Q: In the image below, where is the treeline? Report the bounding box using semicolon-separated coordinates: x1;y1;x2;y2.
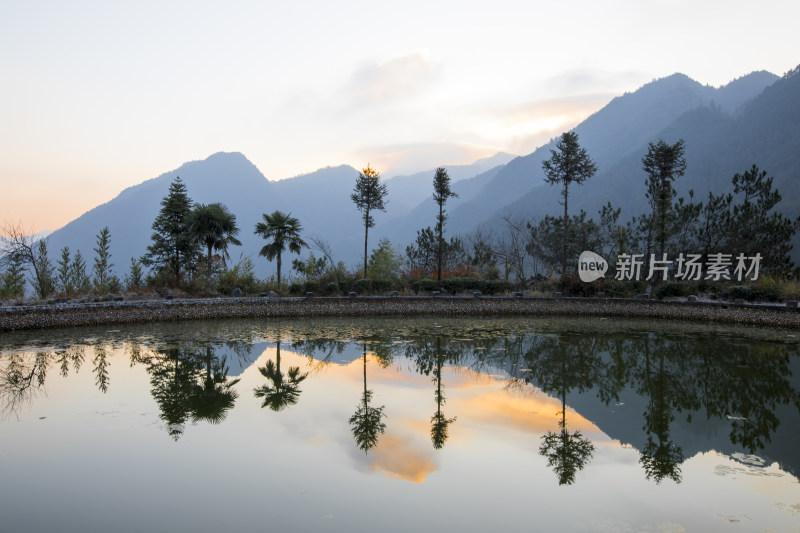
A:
1;134;798;301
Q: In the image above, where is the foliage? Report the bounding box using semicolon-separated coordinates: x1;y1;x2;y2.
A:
0;222;56;299
291;252;327;281
368;238;403;281
642;139;687;257
190;202;241;293
30;240;56;299
406;227;467;277
351;164;388;277
143;177;199;286
70;250;91;295
125;257;144;292
93;227;120;294
57;247;74;296
411;277;512;295
432;167;458;281
217;255;262;296
0;252;26;299
254;210;306;289
542;131;598;275
728;164;799;274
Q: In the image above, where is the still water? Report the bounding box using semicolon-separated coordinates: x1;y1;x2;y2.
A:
1;317;799;532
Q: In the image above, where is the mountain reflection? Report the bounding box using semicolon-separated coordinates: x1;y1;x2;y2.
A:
1;317;799;483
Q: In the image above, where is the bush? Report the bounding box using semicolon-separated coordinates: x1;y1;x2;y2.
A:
325;282;339;295
217;257;262;295
412;279;439;293
353;279;373;294
288;282;304;296
728;285;754;301
412;277;513;295
655;282;695;300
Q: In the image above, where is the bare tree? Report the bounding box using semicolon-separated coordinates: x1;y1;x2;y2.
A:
491;216;533;285
1;221;55;298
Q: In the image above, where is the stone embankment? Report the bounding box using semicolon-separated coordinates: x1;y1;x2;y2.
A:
1;295;799;332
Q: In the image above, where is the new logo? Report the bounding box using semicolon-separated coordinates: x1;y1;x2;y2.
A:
578;251;608;282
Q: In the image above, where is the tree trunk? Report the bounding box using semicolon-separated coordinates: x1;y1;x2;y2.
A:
437;203;443;281
277;252;282;289
363;206;370;278
562;181;569;276
206;243;212;293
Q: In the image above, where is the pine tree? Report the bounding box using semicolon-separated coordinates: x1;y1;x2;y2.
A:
93;227;114;293
70;250;91;295
542;131;597;275
0;252;26;299
433;167;458;281
57;246;74;296
728;164;800;273
125;257;144;292
642;139;686;257
351;165;388;278
143;177;199;286
30;240;55;299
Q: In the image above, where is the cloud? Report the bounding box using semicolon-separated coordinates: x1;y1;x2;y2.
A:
345;50;441;105
541;68;650;97
349;142;500;177
366;434;438;483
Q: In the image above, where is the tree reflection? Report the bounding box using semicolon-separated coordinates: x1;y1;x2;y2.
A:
635;336;684;484
253;339;307;412
192;345;240;424
149;347;200;440
532;336;597;485
350;345;386;453
430;337;456;449
93;344;110;393
0;352;49;418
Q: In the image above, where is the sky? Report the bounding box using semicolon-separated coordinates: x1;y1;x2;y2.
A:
1;0;799;232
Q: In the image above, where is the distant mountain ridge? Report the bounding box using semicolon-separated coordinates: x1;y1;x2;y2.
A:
41;65;799;279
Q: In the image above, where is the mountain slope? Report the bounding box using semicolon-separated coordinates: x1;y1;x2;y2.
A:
494;67;799;261
45;152;284;278
446;71;779;237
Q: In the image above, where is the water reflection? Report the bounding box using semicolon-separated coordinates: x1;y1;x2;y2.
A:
350;345;387;453
410;336;457;449
129;341;241;439
1;317;799;484
254;338;308;412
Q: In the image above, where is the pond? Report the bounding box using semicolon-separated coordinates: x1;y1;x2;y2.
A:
1;317;799;532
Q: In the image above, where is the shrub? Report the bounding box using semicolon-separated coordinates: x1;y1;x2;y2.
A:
655;282;695;300
353;279;373;294
325;282;340;295
304;280;321;294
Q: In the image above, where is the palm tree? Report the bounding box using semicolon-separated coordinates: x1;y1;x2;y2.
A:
254;211;307;289
189;203;241;292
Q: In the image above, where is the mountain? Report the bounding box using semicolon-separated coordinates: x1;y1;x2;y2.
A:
41;66;796;281
45;152;283;278
491;67;800;259
43;152;513;278
377;163;508;247
445;70;780;237
383;152;516;216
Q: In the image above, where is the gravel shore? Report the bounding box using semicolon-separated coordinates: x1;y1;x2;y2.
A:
1;295;799;332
